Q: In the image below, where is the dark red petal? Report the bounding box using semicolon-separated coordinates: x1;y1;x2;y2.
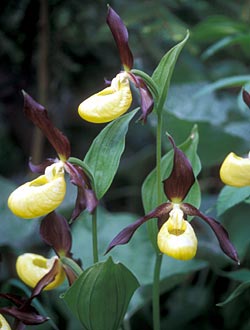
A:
106;6;133;70
129;73;154;123
0;293;24;307
182;203;239;263
0;307;48;325
28;158;54;173
22;91;71;160
106;203;172;253
243;89;250;108
40;211;72;257
65;162;98;220
163;135;195;202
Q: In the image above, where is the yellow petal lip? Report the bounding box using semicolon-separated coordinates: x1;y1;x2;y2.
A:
0;314;11;330
8;161;66;219
220;152;250;187
16;253;65;291
78;72;132;123
157;206;197;260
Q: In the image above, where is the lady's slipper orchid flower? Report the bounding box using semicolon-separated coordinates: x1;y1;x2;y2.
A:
220;152;250;187
8;92;98;220
78;6;153;124
16;253;65;290
0;314;11;330
107;136;239;263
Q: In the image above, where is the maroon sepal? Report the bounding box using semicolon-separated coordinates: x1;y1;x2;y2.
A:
243;89;250;108
106;6;133;70
64;162;98;220
163;135;195;202
129;73;154;123
22;91;71;160
0;260;61;327
182;203;239;264
40;212;72;257
106;203;172;253
28;158;54;174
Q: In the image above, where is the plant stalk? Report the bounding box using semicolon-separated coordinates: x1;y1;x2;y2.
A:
152;111;163;330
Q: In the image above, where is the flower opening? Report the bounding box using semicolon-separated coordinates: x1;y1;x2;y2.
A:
157;204;197;260
16;253;65;290
78;72;132;123
220;152;250;187
8;161;66;219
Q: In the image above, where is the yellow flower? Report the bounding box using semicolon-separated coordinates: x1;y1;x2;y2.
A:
8;161;66;219
220;152;250;187
157;204;197;260
78;72;132;123
16;253;65;290
0;314;11;330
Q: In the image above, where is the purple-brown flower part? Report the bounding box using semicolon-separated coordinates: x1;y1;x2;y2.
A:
163;135;195;202
129;73;154;123
0;260;61;327
40;211;72;257
28;158;54;174
243;89;250;108
106;203;172;253
181;203;239;263
64;162;98;220
22;91;71;161
106;6;134;71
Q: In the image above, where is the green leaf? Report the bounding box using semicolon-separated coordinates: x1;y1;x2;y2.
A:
216;280;250;307
194;75;250;97
141;125;201;249
84;109;138;199
62;257;139;330
217;185;250;216
152;31;189;113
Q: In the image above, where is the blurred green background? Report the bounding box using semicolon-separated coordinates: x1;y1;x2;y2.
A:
1;0;250;329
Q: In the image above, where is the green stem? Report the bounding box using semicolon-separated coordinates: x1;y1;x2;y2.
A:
152;111;163;330
60;257;83;277
92;208;99;263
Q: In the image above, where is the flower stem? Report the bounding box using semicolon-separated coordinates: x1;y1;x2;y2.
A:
92;208;99;263
152;112;163;330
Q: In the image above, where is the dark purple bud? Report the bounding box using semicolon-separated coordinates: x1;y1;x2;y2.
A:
129;73;154;123
106;203;172;253
243;89;250;108
106;6;133;70
163;135;195;202
40;212;72;257
22;91;71;160
182;203;239;264
64;162;98;220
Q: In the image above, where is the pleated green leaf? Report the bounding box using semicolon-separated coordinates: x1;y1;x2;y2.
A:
84;109;138;199
62;257;139;330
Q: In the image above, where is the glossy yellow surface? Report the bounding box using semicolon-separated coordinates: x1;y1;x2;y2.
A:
16;253;65;290
8;161;66;219
78;72;132;123
0;314;11;330
220;152;250;187
157;205;197;260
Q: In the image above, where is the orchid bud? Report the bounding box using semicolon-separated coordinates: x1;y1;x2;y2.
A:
8;161;66;219
16;253;65;290
0;314;11;330
157;205;197;260
78;72;132;123
220;152;250;187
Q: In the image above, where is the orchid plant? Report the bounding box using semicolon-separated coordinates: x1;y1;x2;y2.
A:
1;5;244;330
